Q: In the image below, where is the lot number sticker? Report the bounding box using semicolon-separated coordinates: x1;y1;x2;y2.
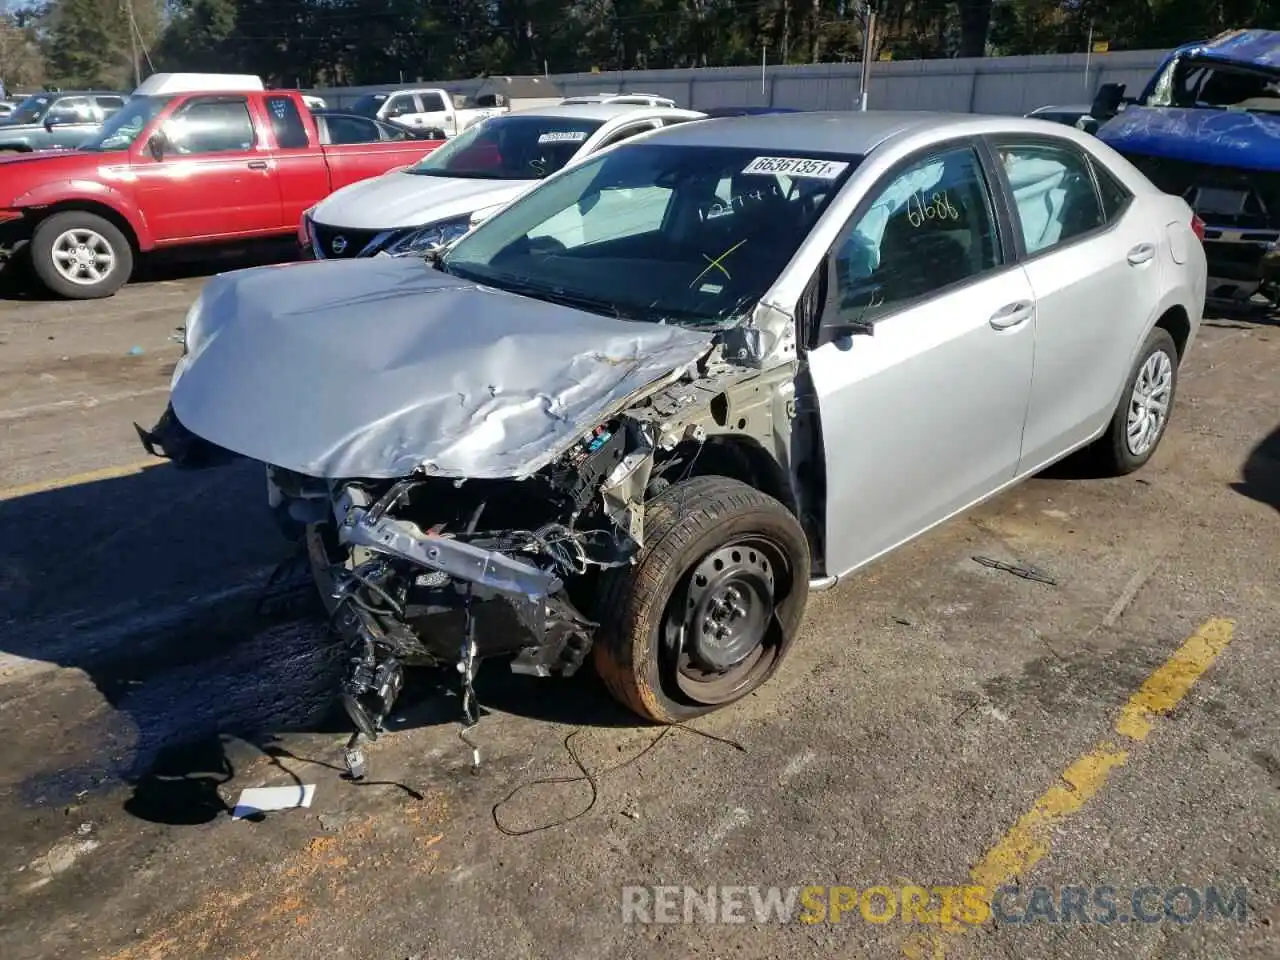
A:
538;131;589;144
741;156;849;179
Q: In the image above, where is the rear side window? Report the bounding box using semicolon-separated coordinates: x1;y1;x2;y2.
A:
1090;157;1132;222
265;95;309;149
995;141;1105;255
419;91;448;112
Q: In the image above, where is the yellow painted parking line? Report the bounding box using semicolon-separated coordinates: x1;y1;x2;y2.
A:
902;618;1236;959
0;458;164;502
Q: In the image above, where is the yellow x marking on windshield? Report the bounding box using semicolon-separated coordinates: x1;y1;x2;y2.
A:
690;238;747;288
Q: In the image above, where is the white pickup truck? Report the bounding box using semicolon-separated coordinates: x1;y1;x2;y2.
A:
348;87;504;137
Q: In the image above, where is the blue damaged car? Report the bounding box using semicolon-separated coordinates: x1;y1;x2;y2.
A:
1093;29;1280;307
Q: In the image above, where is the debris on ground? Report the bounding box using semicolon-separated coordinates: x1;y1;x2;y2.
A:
971;554;1057;585
231;784;316;820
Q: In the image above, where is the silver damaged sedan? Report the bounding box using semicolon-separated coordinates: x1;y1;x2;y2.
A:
137;110;1208;749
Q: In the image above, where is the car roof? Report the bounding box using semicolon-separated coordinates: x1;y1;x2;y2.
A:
644;110;1109;156
643;110;970;154
505;103;698;122
1172;28;1280;70
20;90;124;98
1029;104;1092;114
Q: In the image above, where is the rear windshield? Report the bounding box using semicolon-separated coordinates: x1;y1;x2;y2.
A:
404;114;605;181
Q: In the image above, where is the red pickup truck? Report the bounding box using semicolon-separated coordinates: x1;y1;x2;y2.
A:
0;74;443;299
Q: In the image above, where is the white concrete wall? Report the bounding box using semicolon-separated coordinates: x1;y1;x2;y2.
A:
309;49;1168;116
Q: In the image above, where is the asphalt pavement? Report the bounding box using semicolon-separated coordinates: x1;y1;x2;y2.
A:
0;257;1276;960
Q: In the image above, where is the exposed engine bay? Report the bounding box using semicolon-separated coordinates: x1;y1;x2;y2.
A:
140;339;815;777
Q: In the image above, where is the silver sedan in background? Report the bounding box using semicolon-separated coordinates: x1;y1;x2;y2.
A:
137;110;1207;748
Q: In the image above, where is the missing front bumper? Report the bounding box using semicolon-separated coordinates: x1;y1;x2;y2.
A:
331;486;597;678
135;403;239;469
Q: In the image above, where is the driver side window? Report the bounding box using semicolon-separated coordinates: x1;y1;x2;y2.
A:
832;145;1000;324
47;97;92;124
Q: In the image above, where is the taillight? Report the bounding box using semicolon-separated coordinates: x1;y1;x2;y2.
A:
1191;214;1206;242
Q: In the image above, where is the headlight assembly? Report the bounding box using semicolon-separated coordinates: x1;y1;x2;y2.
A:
381;216;473;257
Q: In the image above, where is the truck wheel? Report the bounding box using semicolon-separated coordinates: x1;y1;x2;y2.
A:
1092;327;1179;475
30;211;133;299
593;475;811;723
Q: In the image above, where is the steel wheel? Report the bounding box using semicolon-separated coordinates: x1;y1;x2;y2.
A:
1126;347;1174;457
661;535;787;705
50;227;116;286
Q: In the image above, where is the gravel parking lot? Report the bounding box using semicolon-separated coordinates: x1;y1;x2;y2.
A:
0;262;1277;960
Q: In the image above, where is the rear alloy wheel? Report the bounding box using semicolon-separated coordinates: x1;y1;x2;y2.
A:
1094;327;1179;475
594;475;810;723
30;211;133;299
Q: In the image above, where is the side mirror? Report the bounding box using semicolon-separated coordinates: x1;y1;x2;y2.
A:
823;278;883;339
147;132;166;161
1090;82;1126;121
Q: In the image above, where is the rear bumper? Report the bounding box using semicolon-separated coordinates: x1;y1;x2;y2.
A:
1201;227;1280;303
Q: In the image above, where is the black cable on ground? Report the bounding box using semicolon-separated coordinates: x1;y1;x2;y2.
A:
492;724;747;836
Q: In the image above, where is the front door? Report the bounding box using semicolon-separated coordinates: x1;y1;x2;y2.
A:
807;142;1037;577
987;136;1165;471
133;95;280;243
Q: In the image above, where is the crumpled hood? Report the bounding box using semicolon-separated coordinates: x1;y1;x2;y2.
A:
312;171;534;231
171;257;714;480
1098;106;1280;172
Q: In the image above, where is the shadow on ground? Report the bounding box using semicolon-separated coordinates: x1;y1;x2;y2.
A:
0;460;639;828
1233;422;1280;512
0;239;299;301
1201;298;1280;330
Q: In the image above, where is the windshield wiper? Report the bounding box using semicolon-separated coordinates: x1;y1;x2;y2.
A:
463;272;629;319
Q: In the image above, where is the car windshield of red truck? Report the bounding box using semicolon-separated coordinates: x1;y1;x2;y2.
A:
404;114;606;181
80;96;173;151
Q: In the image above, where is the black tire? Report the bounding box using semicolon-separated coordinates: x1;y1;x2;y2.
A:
593;475;811;723
1093;327;1180;475
30;211;133;299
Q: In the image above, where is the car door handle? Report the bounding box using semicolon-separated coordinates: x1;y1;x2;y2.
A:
247;160;270;170
989;300;1034;330
1127;242;1156;265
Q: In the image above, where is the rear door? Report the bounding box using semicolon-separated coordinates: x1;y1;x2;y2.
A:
808;141;1037;576
411;90;455;134
133;94;280;241
985;134;1162;472
261;93;329;230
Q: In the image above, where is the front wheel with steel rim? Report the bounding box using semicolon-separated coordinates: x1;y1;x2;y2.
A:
594;475;811;723
30;211;134;299
1094;326;1180;475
